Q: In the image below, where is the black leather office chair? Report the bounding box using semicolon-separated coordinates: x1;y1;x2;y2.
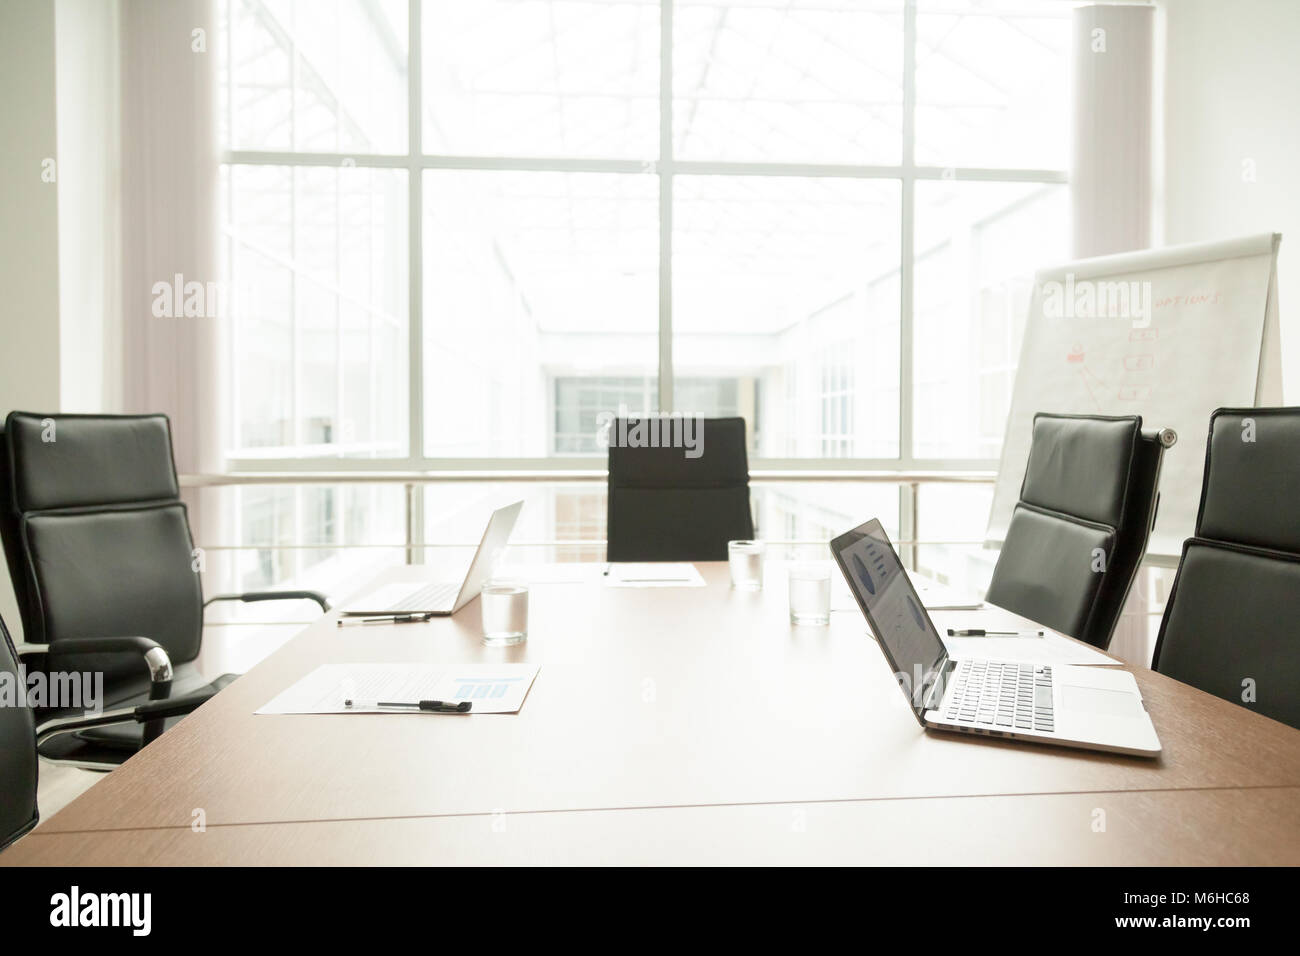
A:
0;412;329;769
606;416;755;562
985;413;1172;650
0;611;38;850
1152;407;1300;730
0;609;211;852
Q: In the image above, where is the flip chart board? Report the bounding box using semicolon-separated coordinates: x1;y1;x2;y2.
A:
988;233;1283;559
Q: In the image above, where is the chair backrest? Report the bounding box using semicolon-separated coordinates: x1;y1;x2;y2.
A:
0;612;38;851
0;413;203;685
985;413;1167;649
606;416;755;562
1153;407;1300;729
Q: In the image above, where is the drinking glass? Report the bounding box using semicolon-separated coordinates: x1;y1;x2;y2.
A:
788;564;832;626
481;580;528;645
728;540;765;591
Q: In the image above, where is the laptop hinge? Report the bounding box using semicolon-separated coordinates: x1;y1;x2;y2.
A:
922;656;957;713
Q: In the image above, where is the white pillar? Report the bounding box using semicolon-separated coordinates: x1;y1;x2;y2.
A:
1070;4;1157;259
1071;5;1159;664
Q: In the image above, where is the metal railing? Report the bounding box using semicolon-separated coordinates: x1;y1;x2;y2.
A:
181;470;1174;668
181;468;998;569
179;469;997;486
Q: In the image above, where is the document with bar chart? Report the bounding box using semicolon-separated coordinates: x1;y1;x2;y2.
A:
257;662;541;715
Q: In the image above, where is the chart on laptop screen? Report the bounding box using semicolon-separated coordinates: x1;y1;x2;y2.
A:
838;529;946;680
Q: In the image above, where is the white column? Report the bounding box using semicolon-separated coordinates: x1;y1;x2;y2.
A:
1070;4;1157;259
1071;5;1159;664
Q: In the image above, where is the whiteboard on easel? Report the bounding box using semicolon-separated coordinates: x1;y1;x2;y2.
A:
988;233;1283;559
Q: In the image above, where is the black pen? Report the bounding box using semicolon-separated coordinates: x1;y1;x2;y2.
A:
343;699;472;713
337;613;434;627
946;628;1045;638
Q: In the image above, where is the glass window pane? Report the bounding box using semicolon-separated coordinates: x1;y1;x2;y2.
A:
554;376;659;454
912;180;1069;459
225;484;406;596
223;0;408;153
218;0;1076;478
916;481;996;592
915;0;1070;169
423;170;659;456
755;482;901;555
423;0;660;159
422;482;607;566
226;165;409;458
673;175;901;458
674;0;903;163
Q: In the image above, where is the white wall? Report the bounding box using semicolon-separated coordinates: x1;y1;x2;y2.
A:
0;0;61;417
1161;0;1300;401
0;0;61;641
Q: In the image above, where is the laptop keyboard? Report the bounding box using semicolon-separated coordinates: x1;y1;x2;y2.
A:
386;582;458;612
944;661;1055;734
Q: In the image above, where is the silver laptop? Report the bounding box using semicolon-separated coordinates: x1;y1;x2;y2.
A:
830;518;1161;758
341;501;523;617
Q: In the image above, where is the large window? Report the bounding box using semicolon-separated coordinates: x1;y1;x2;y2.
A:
216;0;1071;598
221;0;1070;470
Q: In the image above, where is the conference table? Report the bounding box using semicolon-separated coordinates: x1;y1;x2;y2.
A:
5;561;1300;865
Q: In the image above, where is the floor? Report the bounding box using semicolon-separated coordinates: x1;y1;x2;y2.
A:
36;765;103;819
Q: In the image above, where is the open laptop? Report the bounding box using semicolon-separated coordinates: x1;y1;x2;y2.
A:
341;501;523;617
830;518;1161;758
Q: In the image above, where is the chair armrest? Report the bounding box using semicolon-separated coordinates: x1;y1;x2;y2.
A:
1143;427;1178;448
204;589;331;612
44;636;174;686
131;691;214;723
41;637;174;744
34;692;211;749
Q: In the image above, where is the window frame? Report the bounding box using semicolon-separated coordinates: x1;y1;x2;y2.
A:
222;0;1068;477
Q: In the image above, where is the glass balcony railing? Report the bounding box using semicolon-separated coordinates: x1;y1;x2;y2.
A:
186;471;1174;671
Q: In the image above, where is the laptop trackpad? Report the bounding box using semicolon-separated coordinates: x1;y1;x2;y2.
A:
1061;684;1144;719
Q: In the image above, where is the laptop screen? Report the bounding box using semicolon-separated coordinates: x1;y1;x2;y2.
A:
829;518;948;723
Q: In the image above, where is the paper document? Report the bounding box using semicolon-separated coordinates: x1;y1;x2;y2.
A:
256;662;541;715
604;562;706;588
942;633;1117;667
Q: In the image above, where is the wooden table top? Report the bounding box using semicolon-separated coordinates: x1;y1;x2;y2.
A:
9;561;1300;864
7;786;1299;866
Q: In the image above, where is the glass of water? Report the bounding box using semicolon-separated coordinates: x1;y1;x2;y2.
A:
481;580;528;646
728;540;765;591
788;564;832;626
